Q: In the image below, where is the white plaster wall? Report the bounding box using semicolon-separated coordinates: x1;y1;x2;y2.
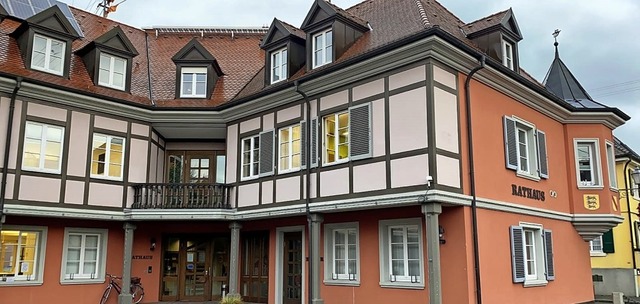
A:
238;183;259;207
94;115;127;133
226;124;238;183
437;155;460;188
320;168;349;197
433;65;457;89
157;148;165;183
67;112;90;177
372;99;386;158
88;183;123;207
276;176;300;202
8;100;22;170
353;78;384;101
131;123;150;137
353;161;386;193
262;180;273;204
391;154;429;188
27;102;67;122
434;87;459;154
320;90;348;111
277;105;301;123
148;144;158;183
240;117;261;134
128;138;148;183
64;180;85;205
389;65;426;91
263;113;275;130
0;97;9;168
2;173;14;199
18;176;60;203
152;132;158;142
389;87;428;154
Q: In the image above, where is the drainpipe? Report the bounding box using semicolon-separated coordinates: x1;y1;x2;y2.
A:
294;80;318;304
464;56;485;304
0;77;22;232
623;159;638;296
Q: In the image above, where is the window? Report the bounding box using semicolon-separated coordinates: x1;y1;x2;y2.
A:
22;122;64;173
31;34;65;75
323;112;349;165
241;135;260;180
590;235;604;256
180;67;207;98
379;218;424;288
270;48;287;84
510;224;554;286
312;29;332;68
606;141;617;189
0;226;47;285
502;39;514;70
574;140;602;187
632;168;640;200
278;125;301;173
504;116;548;179
91;134;125;180
98;53;127;90
324;223;359;285
61;228;108;283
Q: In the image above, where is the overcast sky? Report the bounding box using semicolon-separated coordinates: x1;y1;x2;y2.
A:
64;0;640;153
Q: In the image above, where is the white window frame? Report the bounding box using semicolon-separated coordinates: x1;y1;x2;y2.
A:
270;47;288;84
519;222;548;287
513;118;539;180
278;124;301;174
324;222;360;286
22;121;64;174
502;38;514;70
574;139;603;189
240;135;260;180
60;228;108;284
0;225;47;286
378;218;424;289
605;141;617;189
312;29;332;68
590;235;606;257
632;167;640;201
90;134;125;181
98;53;127;90
323;111;349;166
180;67;207;98
31;34;65;75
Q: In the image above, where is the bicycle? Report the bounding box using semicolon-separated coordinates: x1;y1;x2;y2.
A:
99;274;144;304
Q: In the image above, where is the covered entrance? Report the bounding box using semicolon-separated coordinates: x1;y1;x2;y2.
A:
161;236;230;302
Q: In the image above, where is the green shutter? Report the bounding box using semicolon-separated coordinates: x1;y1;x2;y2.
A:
602;229;615;253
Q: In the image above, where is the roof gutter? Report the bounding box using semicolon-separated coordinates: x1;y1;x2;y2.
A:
0;76;22;232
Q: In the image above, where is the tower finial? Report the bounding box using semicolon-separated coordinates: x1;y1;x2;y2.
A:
552;29;561;58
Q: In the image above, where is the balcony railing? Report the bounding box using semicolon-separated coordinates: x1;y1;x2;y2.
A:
131;183;232;209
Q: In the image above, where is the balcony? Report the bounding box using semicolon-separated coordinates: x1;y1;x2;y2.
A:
131;183;232;209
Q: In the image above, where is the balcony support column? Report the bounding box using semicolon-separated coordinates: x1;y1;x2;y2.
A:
422;203;442;304
118;222;136;304
228;222;242;296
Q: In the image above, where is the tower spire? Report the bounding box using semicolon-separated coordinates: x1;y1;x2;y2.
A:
552;29;561;59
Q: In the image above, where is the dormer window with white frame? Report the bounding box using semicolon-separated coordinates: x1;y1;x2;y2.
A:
312;29;332;68
180;67;207;98
98;53;127;91
271;48;288;84
502;39;514;70
31;34;65;76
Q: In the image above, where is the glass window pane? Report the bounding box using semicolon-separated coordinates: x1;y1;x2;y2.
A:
26;123;43;139
83;261;97;274
391;228;404;243
67;248;81;260
391;260;404;276
391;244;404;259
66;261;80;274
195;81;206;95
46;127;63;142
114;58;126;73
99;54;110;69
108;164;122;177
408;260;420;276
68;235;82;247
407;227;419;243
85;235;99;247
49;56;62;73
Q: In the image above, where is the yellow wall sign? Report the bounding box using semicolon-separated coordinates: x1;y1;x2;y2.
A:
584;194;600;210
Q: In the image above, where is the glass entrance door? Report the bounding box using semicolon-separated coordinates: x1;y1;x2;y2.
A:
211;237;230;300
181;239;211;301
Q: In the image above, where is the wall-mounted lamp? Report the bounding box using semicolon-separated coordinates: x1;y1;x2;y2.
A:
439;225;446;244
150;238;156;251
631;169;640;185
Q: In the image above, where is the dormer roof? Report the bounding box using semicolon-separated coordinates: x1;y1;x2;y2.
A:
77;25;138;57
300;0;369;32
465;8;522;41
260;18;305;49
172;38;223;76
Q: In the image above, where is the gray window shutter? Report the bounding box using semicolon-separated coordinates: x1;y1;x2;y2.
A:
349;103;372;161
301;121;307;169
537;130;549;179
259;130;274;176
510;226;525;283
544;229;555;281
504;116;518;170
310;117;318;168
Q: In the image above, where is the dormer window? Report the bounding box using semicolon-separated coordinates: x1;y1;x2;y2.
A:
180;67;207;98
312;29;332;68
31;34;65;75
502;39;514;70
98;53;127;91
270;48;288;84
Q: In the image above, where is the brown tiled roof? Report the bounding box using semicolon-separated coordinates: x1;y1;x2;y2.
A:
324;0;369;29
464;9;509;35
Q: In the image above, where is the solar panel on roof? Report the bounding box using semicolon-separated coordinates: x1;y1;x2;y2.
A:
0;0;84;37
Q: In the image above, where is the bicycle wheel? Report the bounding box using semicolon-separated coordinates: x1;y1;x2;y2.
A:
99;285;112;304
131;284;144;304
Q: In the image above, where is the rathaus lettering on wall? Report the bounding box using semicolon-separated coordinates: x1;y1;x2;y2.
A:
511;184;545;202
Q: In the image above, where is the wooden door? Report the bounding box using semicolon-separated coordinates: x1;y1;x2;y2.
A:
282;232;302;304
241;233;269;303
180;239;211;301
